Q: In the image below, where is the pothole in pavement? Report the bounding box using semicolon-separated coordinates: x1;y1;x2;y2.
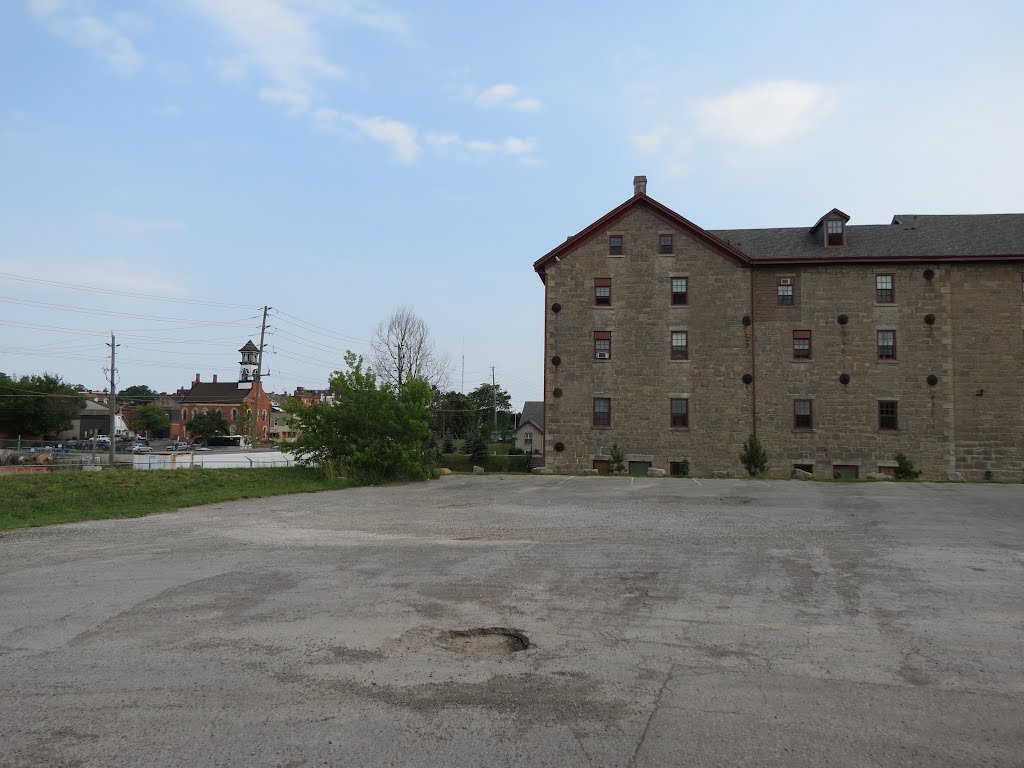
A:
439;627;530;656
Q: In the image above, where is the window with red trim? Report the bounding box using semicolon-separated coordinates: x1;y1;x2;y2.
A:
878;400;898;430
877;330;896;360
826;219;844;246
671;277;688;305
670;398;689;428
594;331;611;360
594;278;611;305
593;398;611;427
794;399;813;430
608;235;623;255
876;274;894;303
793;330;811;359
777;278;795;305
670;331;688;360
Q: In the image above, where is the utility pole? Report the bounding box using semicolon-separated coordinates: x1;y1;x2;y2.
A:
253;306;270;447
491;366;497;431
107;333;118;467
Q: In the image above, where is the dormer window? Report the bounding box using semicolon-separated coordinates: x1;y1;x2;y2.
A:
826;219;844;246
811;208;850;248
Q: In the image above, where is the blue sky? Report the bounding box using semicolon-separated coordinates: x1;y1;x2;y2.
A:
2;0;1023;408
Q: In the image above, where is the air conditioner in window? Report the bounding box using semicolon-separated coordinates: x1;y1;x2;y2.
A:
596;351;610;360
779;278;792;285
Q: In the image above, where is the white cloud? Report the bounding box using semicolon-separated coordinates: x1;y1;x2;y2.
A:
502;136;536;156
302;0;409;37
630;123;693;177
475;84;542;112
259;87;311;115
190;0;344;113
466;140;497;154
695;80;838;146
29;0;143;75
425;132;460;147
425;132;537;160
315;108;419;162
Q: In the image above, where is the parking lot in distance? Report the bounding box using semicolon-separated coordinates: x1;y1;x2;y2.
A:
1;475;1022;767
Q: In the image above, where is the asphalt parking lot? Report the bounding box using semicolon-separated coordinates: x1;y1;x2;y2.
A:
1;476;1022;767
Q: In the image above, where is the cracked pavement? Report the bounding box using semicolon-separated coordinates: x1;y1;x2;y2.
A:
1;475;1022;767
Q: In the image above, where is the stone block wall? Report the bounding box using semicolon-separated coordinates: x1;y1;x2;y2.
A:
542;209;1024;480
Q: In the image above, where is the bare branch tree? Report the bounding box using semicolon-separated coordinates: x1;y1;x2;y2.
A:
371;306;451;390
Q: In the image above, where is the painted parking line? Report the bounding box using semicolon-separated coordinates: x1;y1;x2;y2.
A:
559;475;575;484
691;478;703;486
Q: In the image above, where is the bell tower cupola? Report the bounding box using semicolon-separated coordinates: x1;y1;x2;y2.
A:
238;340;259;389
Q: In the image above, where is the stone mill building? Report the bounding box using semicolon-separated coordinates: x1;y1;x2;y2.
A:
534;176;1024;480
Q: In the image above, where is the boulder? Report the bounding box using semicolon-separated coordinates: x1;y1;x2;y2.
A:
647;468;667;477
866;472;892;481
437;467;452;476
712;470;734;479
947;471;966;482
793;469;813;480
530;466;551;475
580;469;598;476
472;465;485;474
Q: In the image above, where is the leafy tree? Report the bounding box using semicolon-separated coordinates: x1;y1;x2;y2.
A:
118;385;159;405
463;432;489;463
467;382;512;432
429;390;477;438
130;403;170;438
371;306;451;389
187;411;229;445
286;352;434;484
740;434;768;477
0;373;85;437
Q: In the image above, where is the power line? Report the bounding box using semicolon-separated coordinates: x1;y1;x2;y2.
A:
0;295;263;324
0;271;259;309
272;309;371;345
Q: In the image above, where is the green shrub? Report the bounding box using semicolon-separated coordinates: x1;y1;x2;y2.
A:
672;459;690;477
740;434;768;477
894;453;921;480
609;444;626;474
984;469;994;482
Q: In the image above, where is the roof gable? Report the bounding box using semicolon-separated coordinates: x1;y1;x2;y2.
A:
810;208;850;233
533;194;751;280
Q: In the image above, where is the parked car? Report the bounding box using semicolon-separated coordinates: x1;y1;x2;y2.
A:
131;443;152;454
168;441;192;452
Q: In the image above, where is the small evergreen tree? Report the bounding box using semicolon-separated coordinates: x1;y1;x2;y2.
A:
894;453;921;480
442;435;454;453
740;434;768;477
609;443;626;474
464;432;488;463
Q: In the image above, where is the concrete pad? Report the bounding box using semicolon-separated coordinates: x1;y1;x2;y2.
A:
1;477;1022;767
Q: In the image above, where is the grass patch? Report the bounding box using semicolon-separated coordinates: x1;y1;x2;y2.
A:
0;467;353;531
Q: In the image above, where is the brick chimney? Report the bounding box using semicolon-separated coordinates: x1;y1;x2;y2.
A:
195;373;200;383
633;175;647;196
213;374;218;383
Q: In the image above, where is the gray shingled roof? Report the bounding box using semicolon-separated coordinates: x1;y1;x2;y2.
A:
519;401;544;431
180;382;248;404
708;214;1024;261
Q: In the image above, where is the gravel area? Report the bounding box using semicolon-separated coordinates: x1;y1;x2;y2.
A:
1;475;1022;767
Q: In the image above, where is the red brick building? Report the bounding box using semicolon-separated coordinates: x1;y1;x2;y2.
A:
170;342;273;443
